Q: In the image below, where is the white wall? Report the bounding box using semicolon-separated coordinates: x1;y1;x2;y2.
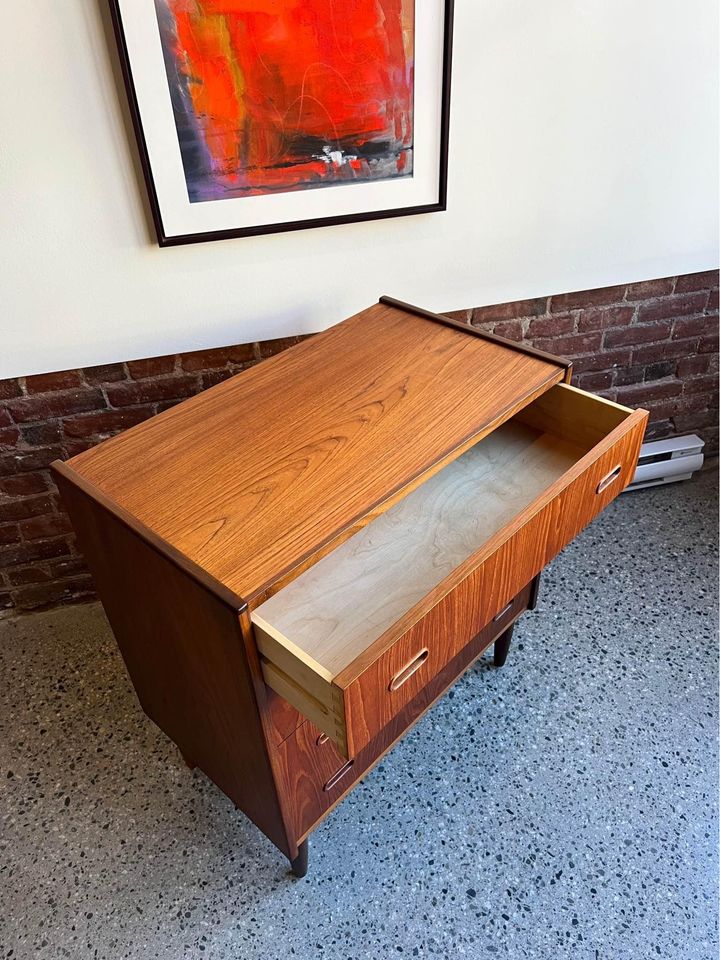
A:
2;0;718;379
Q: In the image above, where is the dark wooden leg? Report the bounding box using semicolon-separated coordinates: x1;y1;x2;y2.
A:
494;624;514;668
528;572;541;610
289;839;309;878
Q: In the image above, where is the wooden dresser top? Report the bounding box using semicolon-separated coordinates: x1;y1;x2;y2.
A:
64;300;568;603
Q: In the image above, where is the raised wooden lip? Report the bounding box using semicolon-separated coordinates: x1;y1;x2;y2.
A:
331;398;648;689
51;460;248;614
379;295;574;382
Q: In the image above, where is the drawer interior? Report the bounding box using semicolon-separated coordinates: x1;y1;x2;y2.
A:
252;383;633;687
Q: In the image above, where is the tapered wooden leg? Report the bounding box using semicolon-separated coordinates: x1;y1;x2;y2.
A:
528;572;541;611
493;624;514;668
289;840;309;878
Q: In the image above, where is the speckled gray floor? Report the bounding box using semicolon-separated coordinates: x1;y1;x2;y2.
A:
1;470;717;960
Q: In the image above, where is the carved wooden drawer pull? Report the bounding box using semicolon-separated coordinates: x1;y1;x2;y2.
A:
323;759;355;792
596;464;622;494
388;648;429;692
316;733;329;746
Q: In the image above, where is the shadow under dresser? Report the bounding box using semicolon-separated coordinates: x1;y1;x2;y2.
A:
52;297;648;876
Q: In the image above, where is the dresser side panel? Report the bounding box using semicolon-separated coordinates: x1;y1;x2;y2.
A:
55;470;291;858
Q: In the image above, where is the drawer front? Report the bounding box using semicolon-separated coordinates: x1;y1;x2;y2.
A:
264;688;305;745
341;584;526;754
257;580;526;758
273;720;357;845
339;412;646;756
273;587;532;844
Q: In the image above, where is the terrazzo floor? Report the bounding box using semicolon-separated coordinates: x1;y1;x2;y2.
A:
1;469;717;960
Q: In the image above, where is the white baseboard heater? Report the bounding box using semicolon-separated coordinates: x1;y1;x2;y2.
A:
623;434;705;492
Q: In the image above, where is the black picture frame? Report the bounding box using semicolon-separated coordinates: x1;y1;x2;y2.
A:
108;0;454;247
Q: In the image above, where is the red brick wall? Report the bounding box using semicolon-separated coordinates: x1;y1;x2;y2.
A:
1;271;717;615
445;271;718;448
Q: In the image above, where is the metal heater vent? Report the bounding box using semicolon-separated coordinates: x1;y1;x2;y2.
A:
623;434;705;492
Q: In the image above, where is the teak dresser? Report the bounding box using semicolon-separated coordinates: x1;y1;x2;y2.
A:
53;298;648;877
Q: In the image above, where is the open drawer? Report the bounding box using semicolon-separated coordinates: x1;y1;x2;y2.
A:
252;384;647;758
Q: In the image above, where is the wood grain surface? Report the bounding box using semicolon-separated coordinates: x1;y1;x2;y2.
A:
53;300;648;866
264;688;305;745
341;571;532;755
379;296;574;378
516;382;630;449
65;302;563;602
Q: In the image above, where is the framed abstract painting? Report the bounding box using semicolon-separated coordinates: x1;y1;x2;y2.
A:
109;0;454;245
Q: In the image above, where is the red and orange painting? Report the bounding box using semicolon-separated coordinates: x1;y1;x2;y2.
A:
154;0;415;203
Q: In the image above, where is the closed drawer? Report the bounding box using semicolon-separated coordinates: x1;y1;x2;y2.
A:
253;383;647;758
264;688;305;745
